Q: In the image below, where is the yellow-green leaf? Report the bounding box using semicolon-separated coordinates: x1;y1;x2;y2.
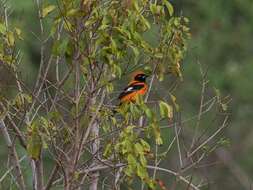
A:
106;82;114;93
66;9;79;17
42;5;56;18
23;94;32;103
163;0;174;16
150;3;157;15
170;94;180;111
27;123;42;160
144;108;153;120
137;164;148;179
140;139;150;152
152;123;163;145
14;27;23;40
127;154;137;167
103;142;112;158
0;23;6;34
221;103;228;111
155;136;163;145
140;15;151;30
134;143;143;154
7;31;15;46
140;154;147;166
159;101;173;119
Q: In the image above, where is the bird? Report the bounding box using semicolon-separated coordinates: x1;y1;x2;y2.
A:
118;71;149;104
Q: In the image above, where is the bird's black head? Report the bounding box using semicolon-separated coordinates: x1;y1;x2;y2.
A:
134;73;148;82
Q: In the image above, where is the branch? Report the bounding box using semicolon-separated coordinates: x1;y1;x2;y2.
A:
79;163;200;190
44;164;59;190
0;155;26;183
31;158;44;190
7;114;27;149
88;91;105;190
146;165;200;190
174;112;183;168
187;116;229;158
0;120;26;190
190;63;208;149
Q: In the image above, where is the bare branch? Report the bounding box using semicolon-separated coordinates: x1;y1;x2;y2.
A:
0;120;26;190
188;116;229;158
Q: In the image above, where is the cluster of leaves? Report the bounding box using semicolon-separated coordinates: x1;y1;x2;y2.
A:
0;0;191;189
0;14;22;66
38;0;191;188
27;116;58;160
102;97;175;188
116;125;154;187
45;0;190;82
104;124;154;187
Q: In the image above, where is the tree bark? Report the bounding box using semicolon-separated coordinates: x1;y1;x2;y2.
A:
89;118;100;190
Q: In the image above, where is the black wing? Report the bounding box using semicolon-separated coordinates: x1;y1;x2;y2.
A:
118;83;145;99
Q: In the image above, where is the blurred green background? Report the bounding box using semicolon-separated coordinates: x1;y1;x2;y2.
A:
0;0;253;189
178;0;253;189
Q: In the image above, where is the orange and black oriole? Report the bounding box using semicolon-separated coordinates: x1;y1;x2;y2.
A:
118;72;149;104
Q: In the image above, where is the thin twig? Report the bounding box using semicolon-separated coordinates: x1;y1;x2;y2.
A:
0;120;26;190
174;112;183;168
190;62;208;149
78;163;200;190
0;155;26;183
188;116;229;158
44;164;59;190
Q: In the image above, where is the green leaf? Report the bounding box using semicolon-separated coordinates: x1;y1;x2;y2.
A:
155;136;163;145
106;82;114;93
140;15;151;30
184;17;190;23
0;103;9;120
152;123;163;145
150;3;157;15
140;139;150;152
42;5;56;18
103;142;112;158
7;31;15;46
159;101;173;119
221;103;228;111
147;179;156;189
22;93;32;103
139;154;147;166
13;93;32;108
144;108;153;120
27;122;42;160
125;125;135;134
0;23;6;34
163;0;174;16
66;9;79;17
52;39;69;56
14;27;23;40
124;166;134;177
134;143;144;154
156;5;164;15
137;164;148;179
170;94;180;111
127;154;137;168
130;45;140;59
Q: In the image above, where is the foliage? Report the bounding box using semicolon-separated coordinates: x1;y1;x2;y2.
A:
0;0;232;190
